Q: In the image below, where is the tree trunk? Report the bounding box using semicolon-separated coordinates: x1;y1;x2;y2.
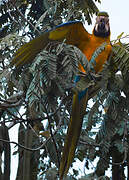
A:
112;147;125;180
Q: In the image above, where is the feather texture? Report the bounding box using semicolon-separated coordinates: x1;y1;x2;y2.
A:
59;88;88;179
10;16;112;179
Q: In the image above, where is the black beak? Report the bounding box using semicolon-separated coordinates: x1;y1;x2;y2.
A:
98;19;106;32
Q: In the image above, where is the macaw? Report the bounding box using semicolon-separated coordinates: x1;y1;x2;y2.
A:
11;11;112;179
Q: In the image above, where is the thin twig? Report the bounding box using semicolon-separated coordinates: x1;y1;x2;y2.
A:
79;140;100;147
14;5;41;34
111;35;129;43
6;2;19;24
0;137;49;151
0;114;62;152
29;124;39;138
35;81;61;168
44;104;60;168
0;99;23;108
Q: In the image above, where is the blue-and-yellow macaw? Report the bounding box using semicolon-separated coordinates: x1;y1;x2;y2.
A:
11;11;112;179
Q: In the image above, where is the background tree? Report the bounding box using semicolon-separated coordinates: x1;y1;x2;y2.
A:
0;0;129;180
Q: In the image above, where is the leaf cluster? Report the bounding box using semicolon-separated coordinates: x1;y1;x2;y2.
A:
1;1;129;180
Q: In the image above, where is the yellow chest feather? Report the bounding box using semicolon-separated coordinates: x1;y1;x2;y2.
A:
78;35;112;73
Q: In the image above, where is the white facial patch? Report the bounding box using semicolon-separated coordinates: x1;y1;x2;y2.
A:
95;16;110;32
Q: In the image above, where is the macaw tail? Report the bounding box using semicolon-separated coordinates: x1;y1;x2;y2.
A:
59;90;88;179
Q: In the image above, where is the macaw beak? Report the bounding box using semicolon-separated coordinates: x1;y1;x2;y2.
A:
93;16;110;37
98;19;106;32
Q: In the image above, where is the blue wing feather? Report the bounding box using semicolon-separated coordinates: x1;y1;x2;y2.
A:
55;21;81;28
74;75;88;102
46;21;82;33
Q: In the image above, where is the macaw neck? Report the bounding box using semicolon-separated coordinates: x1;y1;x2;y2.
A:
93;28;110;38
92;32;111;43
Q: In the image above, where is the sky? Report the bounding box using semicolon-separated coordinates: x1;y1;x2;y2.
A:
86;0;129;42
98;0;129;41
9;0;129;179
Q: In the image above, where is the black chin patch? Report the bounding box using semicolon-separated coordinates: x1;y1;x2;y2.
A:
93;28;110;38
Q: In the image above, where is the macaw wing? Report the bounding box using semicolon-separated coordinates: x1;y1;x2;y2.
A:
48;21;89;44
11;21;90;67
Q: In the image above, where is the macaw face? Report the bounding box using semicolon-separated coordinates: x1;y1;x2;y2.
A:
94;15;110;37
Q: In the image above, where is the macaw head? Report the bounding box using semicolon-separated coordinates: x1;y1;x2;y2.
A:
93;11;110;37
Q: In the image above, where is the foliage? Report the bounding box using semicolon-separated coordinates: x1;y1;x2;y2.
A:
0;0;129;180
